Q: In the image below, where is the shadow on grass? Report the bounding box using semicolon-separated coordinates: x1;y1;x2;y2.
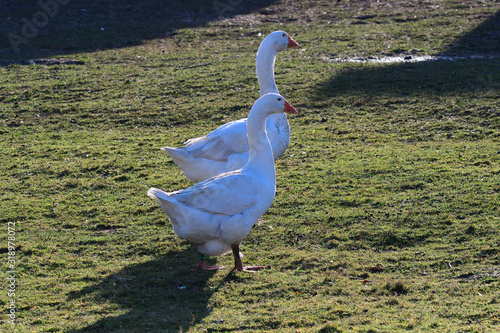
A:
318;11;499;98
66;249;237;332
0;0;277;62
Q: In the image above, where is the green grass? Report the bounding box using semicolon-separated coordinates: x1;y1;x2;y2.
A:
1;0;499;332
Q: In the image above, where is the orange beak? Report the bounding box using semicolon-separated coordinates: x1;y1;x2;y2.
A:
288;36;299;48
284;100;298;114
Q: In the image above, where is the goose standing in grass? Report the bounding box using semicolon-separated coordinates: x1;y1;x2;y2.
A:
162;31;299;182
148;93;298;271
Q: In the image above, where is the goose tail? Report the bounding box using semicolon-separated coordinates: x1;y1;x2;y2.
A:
147;187;171;202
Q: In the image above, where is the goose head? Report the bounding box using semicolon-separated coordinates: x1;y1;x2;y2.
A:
254;93;298;116
262;31;300;52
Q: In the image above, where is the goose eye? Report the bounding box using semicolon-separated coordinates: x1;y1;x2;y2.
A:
278;98;282;101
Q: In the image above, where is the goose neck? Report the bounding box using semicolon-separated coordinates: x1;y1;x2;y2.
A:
245;108;275;175
256;44;279;96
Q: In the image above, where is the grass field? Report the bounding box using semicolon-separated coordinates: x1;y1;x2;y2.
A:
1;0;499;332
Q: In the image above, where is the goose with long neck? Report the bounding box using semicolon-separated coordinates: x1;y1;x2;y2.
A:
148;93;298;272
162;31;299;183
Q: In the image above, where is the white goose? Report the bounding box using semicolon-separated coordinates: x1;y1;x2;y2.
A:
162;31;299;182
148;93;298;271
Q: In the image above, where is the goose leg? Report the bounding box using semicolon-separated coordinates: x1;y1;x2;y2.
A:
196;253;224;270
231;244;264;272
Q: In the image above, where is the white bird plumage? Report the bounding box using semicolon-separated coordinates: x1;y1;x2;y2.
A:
162;31;299;183
148;93;298;271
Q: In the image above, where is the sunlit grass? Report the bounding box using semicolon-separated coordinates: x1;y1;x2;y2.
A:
0;0;499;332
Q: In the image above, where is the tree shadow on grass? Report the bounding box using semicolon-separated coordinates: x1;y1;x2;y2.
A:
0;0;277;63
66;249;236;332
317;10;499;99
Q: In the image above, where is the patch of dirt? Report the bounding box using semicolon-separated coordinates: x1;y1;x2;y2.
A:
0;58;84;66
455;270;500;281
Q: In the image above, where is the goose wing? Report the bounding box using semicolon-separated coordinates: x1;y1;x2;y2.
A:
182;118;249;162
174;173;258;216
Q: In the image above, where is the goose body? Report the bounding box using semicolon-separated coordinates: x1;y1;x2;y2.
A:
148;93;298;271
162;31;299;182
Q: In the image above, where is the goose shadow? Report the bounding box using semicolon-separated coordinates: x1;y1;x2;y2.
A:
66;248;236;332
316;10;499;99
0;0;278;64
